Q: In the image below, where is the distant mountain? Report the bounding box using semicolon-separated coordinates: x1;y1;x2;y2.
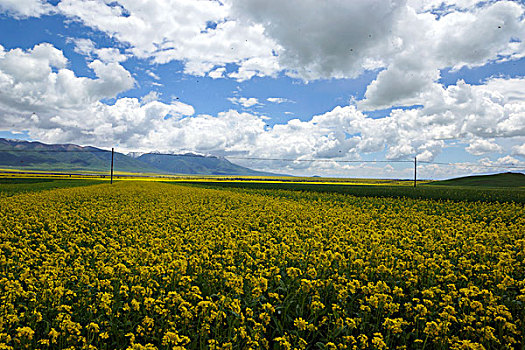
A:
0;138;278;176
427;172;525;187
0;138;161;173
136;152;277;176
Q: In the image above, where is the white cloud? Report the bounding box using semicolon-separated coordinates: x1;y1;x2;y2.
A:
495;155;521;166
6;0;519;105
227;55;280;81
3;0;523;94
86;60;134;99
72;38;96;57
229;0;405;81
360;1;525;109
2;46;523;176
512;143;525;158
208;67;226;79
0;29;524;177
57;0;279;80
267;97;293;104
140;91;160;104
423;78;525;139
0;0;52;18
72;38;128;63
95;48;128;63
0;43;147;145
0;43;124;114
466;139;503;156
228;97;260;108
31;98;195;148
479;155;523;168
218;76;525;166
230;0;525;93
147;70;160;80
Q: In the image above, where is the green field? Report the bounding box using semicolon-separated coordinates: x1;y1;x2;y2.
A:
2;172;524;203
0;177;105;197
173;181;525;203
428;172;525;188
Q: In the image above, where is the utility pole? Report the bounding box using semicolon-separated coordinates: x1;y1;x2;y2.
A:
414;156;417;188
110;147;114;184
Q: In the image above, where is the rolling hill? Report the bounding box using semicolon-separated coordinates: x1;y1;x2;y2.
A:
427;172;525;188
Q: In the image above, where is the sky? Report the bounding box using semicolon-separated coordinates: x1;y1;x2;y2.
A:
0;0;524;178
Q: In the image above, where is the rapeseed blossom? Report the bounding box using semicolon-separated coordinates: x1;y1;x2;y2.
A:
0;181;523;349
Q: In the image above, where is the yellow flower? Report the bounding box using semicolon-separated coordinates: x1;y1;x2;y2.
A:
371;333;387;350
274;335;291;350
1;180;523;349
311;300;325;311
424;321;441;337
48;328;60;344
286;267;302;279
294;318;309;331
87;322;100;333
16;327;34;340
131;299;141;311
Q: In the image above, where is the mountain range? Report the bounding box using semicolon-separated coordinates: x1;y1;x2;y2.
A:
0;138;276;176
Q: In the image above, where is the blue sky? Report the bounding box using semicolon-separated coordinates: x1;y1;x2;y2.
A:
0;0;524;178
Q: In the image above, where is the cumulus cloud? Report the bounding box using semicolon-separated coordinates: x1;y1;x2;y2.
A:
0;43;132;116
0;0;52;18
140;91;160;104
0;43;182;148
227;0;525;102
466;139;503;156
229;0;404;81
512;143;525;158
31;98;195;148
228;97;260;108
495;155;522;166
57;0;279;80
218;77;525;166
95;48;128;63
4;0;524;93
9;0;521;99
72;38;96;57
208;67;226;79
352;77;525;161
360;1;525;109
1;45;523;177
479;155;523;168
424;78;525;139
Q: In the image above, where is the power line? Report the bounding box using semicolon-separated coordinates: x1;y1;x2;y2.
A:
227;156;413;163
418;161;525;169
227;156;525;169
0;149;111;153
0;148;524;169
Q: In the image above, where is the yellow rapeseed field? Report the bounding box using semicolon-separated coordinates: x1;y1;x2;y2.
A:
0;182;524;349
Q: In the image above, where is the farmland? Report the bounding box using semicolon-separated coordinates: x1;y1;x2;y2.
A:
180;180;524;203
0;177;104;198
0;180;524;349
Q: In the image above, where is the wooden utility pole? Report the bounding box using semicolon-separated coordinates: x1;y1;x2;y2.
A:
414;156;417;188
110;147;114;184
